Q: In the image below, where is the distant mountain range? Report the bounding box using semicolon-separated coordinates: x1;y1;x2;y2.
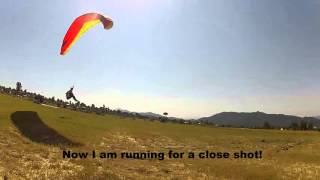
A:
139;112;163;118
199;111;320;128
138;112;183;120
115;110;165;118
114;108;320;128
115;110;182;120
115;108;132;113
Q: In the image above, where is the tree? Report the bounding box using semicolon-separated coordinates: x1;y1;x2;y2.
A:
300;121;307;130
290;122;299;130
160;112;169;123
16;82;22;91
263;121;271;129
307;122;314;130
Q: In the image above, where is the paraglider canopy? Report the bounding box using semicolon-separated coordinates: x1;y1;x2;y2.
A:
60;12;113;55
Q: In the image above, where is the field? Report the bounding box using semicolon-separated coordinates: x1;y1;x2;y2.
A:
0;93;320;179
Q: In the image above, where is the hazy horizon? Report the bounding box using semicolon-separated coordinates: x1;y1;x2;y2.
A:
1;0;320;119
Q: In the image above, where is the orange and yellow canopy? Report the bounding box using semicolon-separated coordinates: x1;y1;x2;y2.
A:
60;13;113;55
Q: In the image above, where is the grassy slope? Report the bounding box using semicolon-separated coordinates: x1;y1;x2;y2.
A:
0;93;320;179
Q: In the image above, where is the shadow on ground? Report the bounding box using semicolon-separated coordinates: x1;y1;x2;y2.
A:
11;111;81;146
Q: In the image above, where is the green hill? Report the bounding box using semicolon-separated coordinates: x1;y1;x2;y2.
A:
0;93;320;179
199;111;320;128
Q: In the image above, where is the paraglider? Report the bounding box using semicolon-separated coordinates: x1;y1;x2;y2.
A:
60;12;113;55
60;12;113;101
66;86;79;103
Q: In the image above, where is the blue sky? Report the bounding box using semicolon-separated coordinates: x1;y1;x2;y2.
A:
1;0;320;118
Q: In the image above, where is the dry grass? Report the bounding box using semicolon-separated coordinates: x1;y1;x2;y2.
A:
0;94;320;179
